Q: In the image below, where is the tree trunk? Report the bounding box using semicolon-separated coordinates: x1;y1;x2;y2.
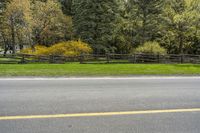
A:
179;35;183;54
0;32;8;56
10;17;16;54
178;24;184;54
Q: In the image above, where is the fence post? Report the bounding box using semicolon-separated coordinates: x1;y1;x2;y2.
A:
133;54;137;63
49;55;54;63
157;54;160;63
79;53;84;64
21;54;25;64
106;53;110;63
181;54;184;64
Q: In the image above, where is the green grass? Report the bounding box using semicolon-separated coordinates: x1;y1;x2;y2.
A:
0;58;20;61
0;63;200;77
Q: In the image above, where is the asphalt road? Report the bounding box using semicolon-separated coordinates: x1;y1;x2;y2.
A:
0;77;200;133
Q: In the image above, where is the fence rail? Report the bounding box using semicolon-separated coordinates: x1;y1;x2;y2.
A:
0;53;200;64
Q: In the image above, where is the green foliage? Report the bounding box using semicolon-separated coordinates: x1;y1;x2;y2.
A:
161;0;200;54
58;0;72;15
1;0;33;54
124;0;164;46
1;0;200;55
0;0;6;16
72;0;123;54
134;41;167;55
0;0;73;55
32;0;73;46
22;40;92;56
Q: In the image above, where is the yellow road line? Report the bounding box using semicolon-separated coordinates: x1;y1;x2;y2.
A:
0;108;200;121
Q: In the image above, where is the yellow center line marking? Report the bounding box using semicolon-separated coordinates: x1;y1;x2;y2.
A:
0;108;200;121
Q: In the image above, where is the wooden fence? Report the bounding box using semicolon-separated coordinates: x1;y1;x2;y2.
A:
1;53;200;64
0;54;79;64
80;54;200;64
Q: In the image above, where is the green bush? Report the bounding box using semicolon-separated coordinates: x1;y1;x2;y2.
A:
134;41;167;55
21;40;92;56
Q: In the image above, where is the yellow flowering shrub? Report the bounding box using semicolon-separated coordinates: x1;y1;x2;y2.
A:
21;40;92;56
21;45;48;55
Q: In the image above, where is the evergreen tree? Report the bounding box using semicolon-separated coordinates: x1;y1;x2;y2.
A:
125;0;164;46
72;0;122;54
59;0;72;15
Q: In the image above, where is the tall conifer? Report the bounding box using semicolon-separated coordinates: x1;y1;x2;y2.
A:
73;0;122;53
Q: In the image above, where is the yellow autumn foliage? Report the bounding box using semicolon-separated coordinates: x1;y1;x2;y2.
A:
21;40;92;56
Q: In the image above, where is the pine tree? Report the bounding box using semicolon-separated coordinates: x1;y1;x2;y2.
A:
125;0;164;46
72;0;122;54
59;0;72;15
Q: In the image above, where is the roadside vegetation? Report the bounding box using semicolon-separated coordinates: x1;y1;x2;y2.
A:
1;64;200;76
133;42;167;55
0;0;200;77
21;40;92;56
0;0;200;55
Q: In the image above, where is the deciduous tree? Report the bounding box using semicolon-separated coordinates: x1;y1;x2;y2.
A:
162;0;200;54
32;0;73;46
2;0;33;54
